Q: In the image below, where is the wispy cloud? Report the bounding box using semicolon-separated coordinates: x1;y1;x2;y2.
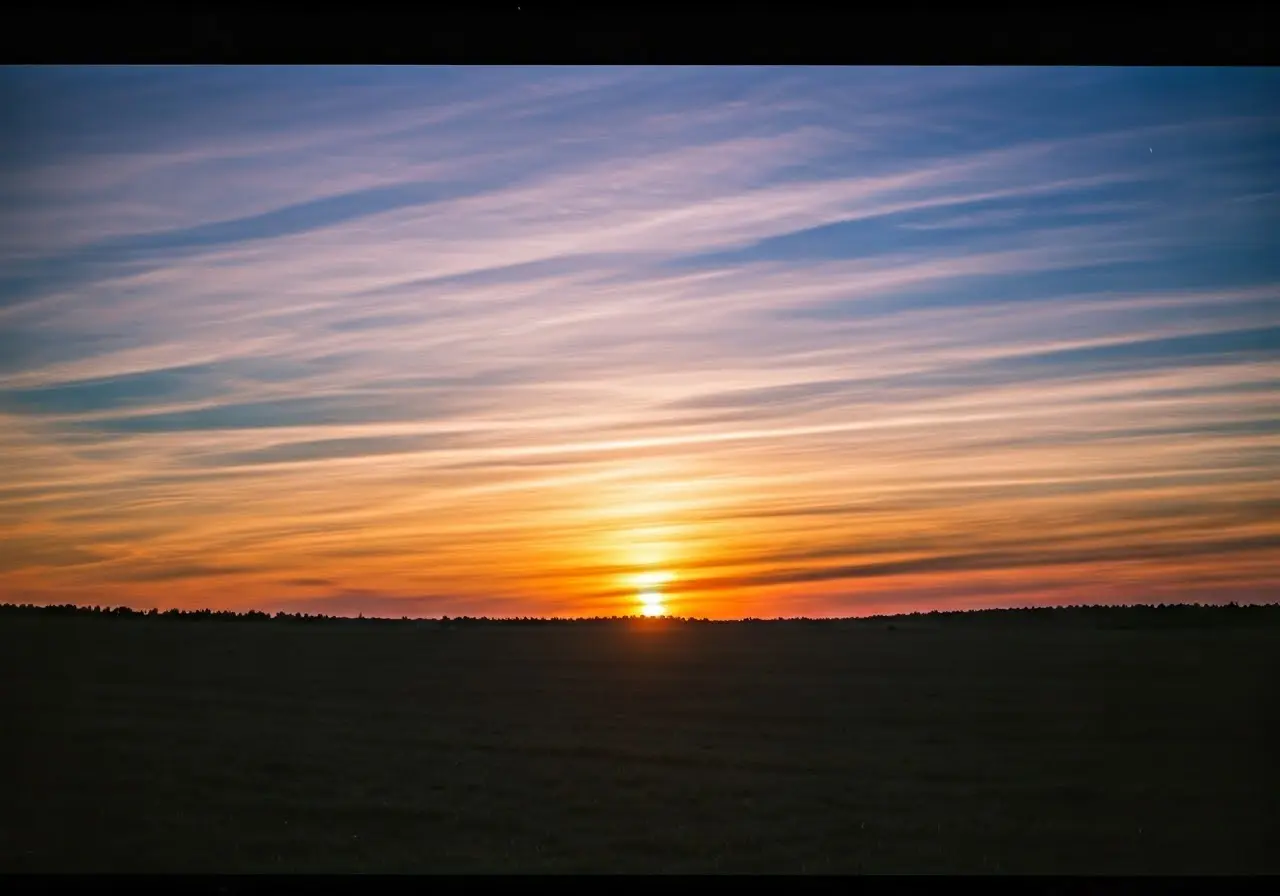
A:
2;67;1277;617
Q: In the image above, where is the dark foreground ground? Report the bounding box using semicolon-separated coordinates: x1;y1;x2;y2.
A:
1;610;1276;873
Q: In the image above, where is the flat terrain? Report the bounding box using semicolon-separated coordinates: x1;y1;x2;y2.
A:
1;613;1276;873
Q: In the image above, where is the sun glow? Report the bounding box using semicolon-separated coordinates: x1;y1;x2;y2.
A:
633;570;675;589
638;589;666;616
633;570;674;616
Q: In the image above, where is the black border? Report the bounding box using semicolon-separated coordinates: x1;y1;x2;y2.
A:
1;871;1276;889
1;4;1276;65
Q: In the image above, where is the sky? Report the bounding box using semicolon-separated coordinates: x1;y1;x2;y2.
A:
1;66;1277;619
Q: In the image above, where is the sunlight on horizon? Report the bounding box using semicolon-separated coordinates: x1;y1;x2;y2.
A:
634;571;675;616
638;590;666;617
624;569;675;616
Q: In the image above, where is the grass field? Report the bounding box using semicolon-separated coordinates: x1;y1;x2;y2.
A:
1;609;1276;873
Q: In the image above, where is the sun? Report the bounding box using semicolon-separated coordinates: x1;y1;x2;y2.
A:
638;590;666;616
632;573;680;616
632;570;674;617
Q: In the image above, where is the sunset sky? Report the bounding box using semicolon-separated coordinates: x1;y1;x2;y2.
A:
1;66;1277;619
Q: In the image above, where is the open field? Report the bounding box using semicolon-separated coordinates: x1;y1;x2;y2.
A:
1;609;1276;873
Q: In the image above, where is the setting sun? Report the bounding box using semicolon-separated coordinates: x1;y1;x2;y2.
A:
638;590;666;617
633;571;674;616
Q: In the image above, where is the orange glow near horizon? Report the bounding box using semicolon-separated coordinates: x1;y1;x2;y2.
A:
3;446;1277;620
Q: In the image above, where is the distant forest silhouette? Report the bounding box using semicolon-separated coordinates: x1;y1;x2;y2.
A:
2;601;1277;630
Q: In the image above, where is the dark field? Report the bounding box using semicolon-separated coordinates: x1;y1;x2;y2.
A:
1;610;1277;873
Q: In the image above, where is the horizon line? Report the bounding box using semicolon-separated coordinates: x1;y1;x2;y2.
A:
3;599;1275;626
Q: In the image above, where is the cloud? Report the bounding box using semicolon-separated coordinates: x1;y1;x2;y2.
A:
200;433;474;468
115;564;262;583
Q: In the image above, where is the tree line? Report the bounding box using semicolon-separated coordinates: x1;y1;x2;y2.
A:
0;601;1276;629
